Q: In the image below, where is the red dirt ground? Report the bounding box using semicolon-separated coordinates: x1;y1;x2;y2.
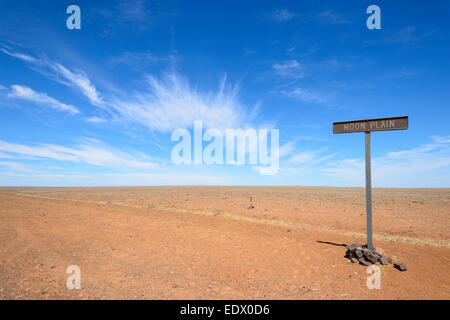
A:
0;186;448;299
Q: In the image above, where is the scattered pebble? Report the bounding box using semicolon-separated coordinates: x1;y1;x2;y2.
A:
394;263;407;271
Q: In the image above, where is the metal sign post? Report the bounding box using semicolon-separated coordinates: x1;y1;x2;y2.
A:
365;132;373;249
333;116;408;250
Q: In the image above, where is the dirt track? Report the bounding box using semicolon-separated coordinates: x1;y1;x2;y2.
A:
0;186;449;299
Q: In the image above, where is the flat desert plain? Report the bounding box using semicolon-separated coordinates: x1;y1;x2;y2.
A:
0;186;449;299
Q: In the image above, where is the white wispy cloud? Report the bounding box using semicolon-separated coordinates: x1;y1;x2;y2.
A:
266;9;296;22
432;136;450;144
365;26;437;45
317;11;351;24
266;146;342;178
92;0;155;37
0;139;159;169
271;60;340;106
107;51;160;68
1;47;104;108
288;149;326;165
279;141;296;158
110;72;258;132
270;136;334;173
0;161;29;171
1;170;233;186
86;116;107;123
49;63;104;107
0;47;39;63
378;69;420;80
2;48;257;133
287;147;341;165
321;136;450;187
280;87;329;105
321;58;354;69
272;60;304;79
7;85;79;114
117;0;150;22
0;151;15;159
382;136;450;164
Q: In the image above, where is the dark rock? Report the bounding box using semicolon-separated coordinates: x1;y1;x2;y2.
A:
345;249;355;259
394;263;407;271
374;247;385;256
351;258;359;263
355;250;364;259
379;256;392;265
346;243;362;251
363;251;380;264
358;258;372;266
367;256;379;264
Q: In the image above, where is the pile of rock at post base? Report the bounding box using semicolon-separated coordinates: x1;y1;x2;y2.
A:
345;243;393;267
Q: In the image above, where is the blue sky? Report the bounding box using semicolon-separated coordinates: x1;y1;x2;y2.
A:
0;0;449;187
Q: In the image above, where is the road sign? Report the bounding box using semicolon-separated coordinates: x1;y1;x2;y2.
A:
333;116;408;250
333;116;408;134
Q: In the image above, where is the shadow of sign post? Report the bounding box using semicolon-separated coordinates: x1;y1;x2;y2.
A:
333;116;409;250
